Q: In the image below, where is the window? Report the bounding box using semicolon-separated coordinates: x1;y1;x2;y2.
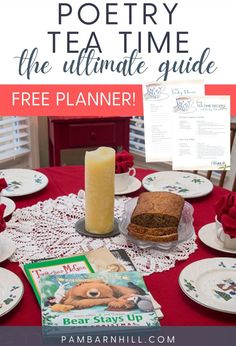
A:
129;116;145;156
0;116;39;168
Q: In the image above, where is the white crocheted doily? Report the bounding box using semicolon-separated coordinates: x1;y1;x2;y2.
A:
5;191;197;274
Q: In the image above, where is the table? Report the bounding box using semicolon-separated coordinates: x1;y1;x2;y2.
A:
1;167;235;326
48;117;131;166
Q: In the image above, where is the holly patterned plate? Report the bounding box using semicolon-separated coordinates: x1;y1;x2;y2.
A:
142;171;213;198
1;196;16;218
198;223;236;255
0;169;48;197
179;258;236;314
0;268;24;317
0;233;16;263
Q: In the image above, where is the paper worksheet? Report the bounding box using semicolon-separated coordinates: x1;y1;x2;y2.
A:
172;96;230;171
143;80;205;162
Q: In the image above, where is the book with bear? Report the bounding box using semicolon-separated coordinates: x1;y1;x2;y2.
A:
22;248;136;304
23;255;94;303
40;271;159;328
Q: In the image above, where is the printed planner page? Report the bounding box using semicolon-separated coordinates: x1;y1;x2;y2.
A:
172;95;230;170
143;80;204;162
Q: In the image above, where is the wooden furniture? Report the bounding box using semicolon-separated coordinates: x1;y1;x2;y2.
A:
233;174;236;192
48;116;131;166
193;122;236;188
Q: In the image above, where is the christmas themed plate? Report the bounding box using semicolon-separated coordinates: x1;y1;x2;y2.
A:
1;196;16;218
0;233;16;263
0;268;24;317
142;171;213;198
119;197;194;250
0;169;48;197
198;223;236;255
179;258;236;314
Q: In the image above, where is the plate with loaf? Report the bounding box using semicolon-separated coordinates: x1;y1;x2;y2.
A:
119;191;194;250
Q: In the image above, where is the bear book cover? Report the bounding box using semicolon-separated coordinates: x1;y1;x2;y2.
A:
40;271;159;328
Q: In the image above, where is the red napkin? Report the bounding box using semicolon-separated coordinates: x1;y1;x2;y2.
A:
0;178;7;232
0;178;7;192
214;192;236;238
115;150;134;174
0;204;6;232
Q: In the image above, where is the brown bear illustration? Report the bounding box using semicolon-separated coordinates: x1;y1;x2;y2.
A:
50;279;142;312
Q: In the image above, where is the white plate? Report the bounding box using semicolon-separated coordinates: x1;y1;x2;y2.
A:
0;233;16;262
1;196;16;218
199;223;236;255
142;171;213;198
119;198;194;250
115;177;142;195
0;268;24;317
179;257;236;314
0;169;48;197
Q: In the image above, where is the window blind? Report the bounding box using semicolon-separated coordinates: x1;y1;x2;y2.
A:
0;116;31;162
130;116;145;156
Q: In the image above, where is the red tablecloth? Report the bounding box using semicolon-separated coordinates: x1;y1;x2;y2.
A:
1;166;235;326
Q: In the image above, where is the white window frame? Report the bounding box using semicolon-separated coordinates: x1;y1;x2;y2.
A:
0;116;39;169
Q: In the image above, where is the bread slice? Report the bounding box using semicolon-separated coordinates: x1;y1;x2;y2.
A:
128;223;177;236
128;228;178;242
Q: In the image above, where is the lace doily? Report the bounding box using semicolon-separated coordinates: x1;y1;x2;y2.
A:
5;191;197;274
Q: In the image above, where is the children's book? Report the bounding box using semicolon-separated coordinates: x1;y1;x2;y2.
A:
85;247;136;272
40;271;159;328
23;255;94;303
84;247;124;272
22;247;134;304
111;249;136;271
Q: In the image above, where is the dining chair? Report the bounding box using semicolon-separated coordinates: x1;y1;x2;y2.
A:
193;122;236;189
232;174;236;192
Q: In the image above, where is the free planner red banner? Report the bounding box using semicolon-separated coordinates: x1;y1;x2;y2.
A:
0;84;235;117
0;85;143;117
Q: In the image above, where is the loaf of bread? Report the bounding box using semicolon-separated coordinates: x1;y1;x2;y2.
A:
131;192;184;227
128;191;184;242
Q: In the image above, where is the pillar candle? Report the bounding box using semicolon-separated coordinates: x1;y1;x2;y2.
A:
85;147;115;234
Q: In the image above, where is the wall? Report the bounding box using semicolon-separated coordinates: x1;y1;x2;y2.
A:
229;117;236;189
38;117;49;167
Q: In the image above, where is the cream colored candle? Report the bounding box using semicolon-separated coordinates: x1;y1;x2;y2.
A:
85;147;115;234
